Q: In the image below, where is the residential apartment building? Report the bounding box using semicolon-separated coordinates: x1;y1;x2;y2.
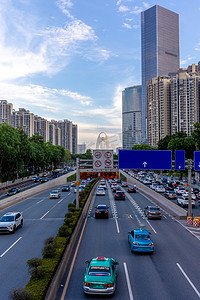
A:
0;100;78;152
72;124;78;154
146;76;171;146
171;65;200;136
146;64;200;146
78;143;86;154
12;108;34;137
34;116;49;142
141;5;180;142
122;86;142;149
0;100;13;125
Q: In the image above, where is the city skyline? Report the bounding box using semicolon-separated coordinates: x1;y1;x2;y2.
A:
0;1;200;147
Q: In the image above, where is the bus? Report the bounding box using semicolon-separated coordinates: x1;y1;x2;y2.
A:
52;169;63;178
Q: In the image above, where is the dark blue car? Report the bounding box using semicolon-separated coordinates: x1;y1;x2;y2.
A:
7;188;20;196
128;228;154;253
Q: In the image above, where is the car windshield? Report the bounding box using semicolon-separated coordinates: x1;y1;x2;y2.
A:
97;206;107;210
135;234;150;240
150;207;160;211
88;266;111;276
0;216;14;222
51;191;58;194
98;188;104;191
9;189;16;192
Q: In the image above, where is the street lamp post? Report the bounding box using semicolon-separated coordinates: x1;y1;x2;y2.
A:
187;159;193;218
76;158;80;209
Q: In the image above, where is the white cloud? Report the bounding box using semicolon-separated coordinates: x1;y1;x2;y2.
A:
180;56;195;66
116;0;133;5
118;5;130;13
0;82;92;113
56;0;74;19
143;2;150;9
131;6;143;15
194;42;200;51
123;23;132;29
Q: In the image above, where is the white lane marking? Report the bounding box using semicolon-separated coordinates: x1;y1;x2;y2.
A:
0;237;22;258
107;183;120;233
145;218;157;234
176;263;200;298
123;262;134;300
36;199;44;204
115;219;120;233
40;198;64;219
123;189;157;233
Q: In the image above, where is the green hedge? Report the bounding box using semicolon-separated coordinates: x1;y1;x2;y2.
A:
25;179;98;300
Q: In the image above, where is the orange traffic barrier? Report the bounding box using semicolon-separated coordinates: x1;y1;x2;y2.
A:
193;218;200;227
187;217;193;225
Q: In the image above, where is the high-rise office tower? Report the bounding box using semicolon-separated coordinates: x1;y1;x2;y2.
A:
141;5;180;143
122;86;142;149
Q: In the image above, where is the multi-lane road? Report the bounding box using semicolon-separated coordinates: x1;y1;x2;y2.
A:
56;181;200;300
0;185;76;299
1;178;200;300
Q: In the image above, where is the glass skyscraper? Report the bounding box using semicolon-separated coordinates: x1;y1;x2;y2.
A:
141;5;180;142
122;86;142;149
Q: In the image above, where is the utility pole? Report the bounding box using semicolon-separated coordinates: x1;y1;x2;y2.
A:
76;158;80;209
187;159;193;218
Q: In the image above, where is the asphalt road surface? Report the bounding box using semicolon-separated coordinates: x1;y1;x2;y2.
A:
0;186;75;299
56;181;200;300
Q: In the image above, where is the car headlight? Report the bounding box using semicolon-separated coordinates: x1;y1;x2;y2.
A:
7;224;13;228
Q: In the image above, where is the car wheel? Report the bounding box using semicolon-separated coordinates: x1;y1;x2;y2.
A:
12;225;16;233
181;203;183;207
19;220;23;228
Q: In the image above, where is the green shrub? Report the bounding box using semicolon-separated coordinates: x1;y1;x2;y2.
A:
27;258;45;279
42;243;56;258
9;288;32;300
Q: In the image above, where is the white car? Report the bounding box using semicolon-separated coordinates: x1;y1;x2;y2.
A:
99;183;106;190
0;212;23;233
181;192;196;200
155;186;165;193
96;188;106;196
49;190;61;199
177;196;195;208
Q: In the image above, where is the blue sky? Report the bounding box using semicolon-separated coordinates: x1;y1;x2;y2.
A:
0;0;200;149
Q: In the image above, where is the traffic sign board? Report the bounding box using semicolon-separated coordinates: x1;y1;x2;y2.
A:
95;160;102;168
175;150;185;170
104;151;112;158
95;151;102;159
93;150;113;170
118;150;172;170
194;151;200;171
105;159;112;167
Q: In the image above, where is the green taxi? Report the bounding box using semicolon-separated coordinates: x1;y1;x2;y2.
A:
83;256;119;295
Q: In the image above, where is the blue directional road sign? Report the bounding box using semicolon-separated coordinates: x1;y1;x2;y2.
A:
118;150;172;170
194;151;200;171
175;150;185;170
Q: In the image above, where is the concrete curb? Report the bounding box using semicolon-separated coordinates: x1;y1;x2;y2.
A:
120;171;187;220
0;171;76;211
45;181;99;300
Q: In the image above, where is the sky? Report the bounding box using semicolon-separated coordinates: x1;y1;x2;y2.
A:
0;0;200;150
